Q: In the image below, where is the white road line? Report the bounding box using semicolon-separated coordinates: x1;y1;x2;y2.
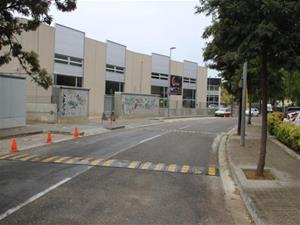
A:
139;134;162;144
0;167;91;221
178;125;191;130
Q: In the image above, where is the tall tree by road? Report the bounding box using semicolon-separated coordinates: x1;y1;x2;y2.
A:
0;0;77;89
196;0;300;176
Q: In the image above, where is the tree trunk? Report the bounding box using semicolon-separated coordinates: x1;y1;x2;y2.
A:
248;93;252;125
256;57;268;176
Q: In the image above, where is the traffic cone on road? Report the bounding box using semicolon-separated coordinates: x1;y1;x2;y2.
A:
11;138;18;153
73;127;79;138
47;132;52;143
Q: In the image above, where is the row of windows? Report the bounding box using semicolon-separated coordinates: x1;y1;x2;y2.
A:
54;54;83;67
151;73;168;80
54;74;83;87
183;77;196;84
207;85;219;91
106;64;125;74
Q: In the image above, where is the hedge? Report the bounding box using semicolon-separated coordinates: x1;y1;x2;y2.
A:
268;112;300;151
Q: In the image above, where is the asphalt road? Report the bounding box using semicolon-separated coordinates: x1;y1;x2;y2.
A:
0;117;236;225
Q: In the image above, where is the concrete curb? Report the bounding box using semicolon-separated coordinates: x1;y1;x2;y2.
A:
225;127;263;225
217;130;253;225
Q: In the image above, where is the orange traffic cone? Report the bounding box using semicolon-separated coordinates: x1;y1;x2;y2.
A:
11;138;18;153
47;132;52;143
73;127;79;138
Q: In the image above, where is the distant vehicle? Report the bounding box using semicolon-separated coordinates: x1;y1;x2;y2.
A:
267;104;273;113
208;104;219;110
287;106;300;113
246;108;259;117
215;108;231;117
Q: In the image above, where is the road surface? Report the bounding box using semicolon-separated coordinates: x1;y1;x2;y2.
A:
0;117;236;225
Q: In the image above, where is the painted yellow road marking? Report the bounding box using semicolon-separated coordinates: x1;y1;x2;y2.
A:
54;156;71;163
0;153;15;160
140;162;152;170
64;157;82;164
180;165;190;173
42;156;59;163
0;153;214;176
208;167;216;176
128;161;140;169
102;159;115;167
9;154;29;160
19;155;38;161
193;168;203;175
90;159;103;166
154;163;165;171
167;164;177;172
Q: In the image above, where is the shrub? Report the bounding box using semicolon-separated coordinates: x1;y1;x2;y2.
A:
268;112;283;135
268;112;300;151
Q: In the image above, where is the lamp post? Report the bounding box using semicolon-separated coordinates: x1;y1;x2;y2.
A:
168;47;176;117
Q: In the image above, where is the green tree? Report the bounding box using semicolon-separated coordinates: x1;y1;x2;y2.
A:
0;0;77;89
282;70;300;105
196;0;300;176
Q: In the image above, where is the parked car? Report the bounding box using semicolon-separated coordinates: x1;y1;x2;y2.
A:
215;108;231;117
267;104;273;113
246;108;260;116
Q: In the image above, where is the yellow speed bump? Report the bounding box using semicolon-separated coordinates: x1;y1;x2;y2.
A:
42;156;59;163
54;156;71;163
154;163;165;171
0;153;15;160
19;155;38;161
64;157;82;164
102;159;115;167
208;167;216;176
128;161;140;169
167;164;177;173
140;162;152;170
90;159;103;166
180;165;190;174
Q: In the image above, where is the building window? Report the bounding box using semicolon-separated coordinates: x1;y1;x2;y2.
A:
151;72;168;80
106;64;125;74
207;95;219;107
54;54;83;67
183;77;196;84
54;74;83;87
105;81;124;95
207;85;219;91
151;86;168;108
183;89;196;108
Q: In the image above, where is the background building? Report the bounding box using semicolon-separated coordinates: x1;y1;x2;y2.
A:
207;78;221;108
0;22;208;125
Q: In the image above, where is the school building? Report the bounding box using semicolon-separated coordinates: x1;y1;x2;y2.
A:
0;22;219;127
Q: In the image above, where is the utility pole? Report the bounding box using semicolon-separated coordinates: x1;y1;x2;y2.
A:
240;62;247;146
238;79;243;135
168;47;176;117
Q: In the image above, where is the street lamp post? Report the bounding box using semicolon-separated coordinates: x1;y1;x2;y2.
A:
168;47;176;117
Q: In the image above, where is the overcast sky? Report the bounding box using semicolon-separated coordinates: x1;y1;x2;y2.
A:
50;0;217;77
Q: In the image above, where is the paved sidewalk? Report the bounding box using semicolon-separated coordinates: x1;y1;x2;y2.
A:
226;122;300;225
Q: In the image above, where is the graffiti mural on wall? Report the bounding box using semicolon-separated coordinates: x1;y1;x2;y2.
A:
122;94;159;115
60;89;88;117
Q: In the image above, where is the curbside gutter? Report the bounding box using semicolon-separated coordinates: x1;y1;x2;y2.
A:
217;129;253;225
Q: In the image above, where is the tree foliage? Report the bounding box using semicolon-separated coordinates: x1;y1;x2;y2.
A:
0;0;77;89
196;0;300;176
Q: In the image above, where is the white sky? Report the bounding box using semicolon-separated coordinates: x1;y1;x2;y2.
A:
50;0;217;77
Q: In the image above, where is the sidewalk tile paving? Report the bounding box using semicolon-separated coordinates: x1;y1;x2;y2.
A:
227;122;300;225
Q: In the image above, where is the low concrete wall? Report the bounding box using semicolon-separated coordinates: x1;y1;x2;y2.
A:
52;86;90;123
114;92;159;119
26;103;57;123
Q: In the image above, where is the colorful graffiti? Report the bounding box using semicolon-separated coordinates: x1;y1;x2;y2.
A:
60;89;88;117
122;95;159;115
